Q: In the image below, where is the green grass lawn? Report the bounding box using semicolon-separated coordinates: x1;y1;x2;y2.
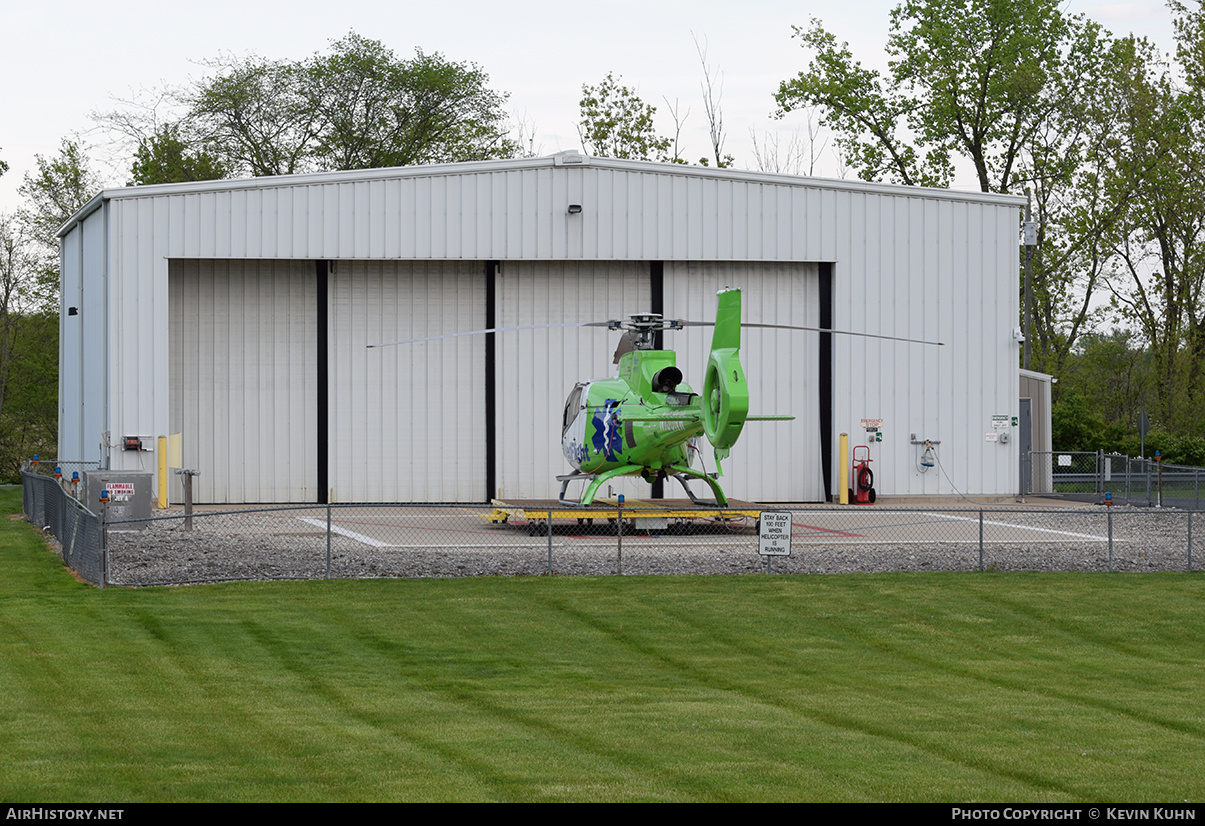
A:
2;486;1203;802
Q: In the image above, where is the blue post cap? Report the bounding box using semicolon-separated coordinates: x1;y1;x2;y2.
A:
100;488;110;504
618;494;625;506
71;471;79;481
1156;450;1161;460
1104;492;1112;501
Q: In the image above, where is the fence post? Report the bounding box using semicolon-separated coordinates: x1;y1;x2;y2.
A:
1188;511;1193;572
175;469;199;531
100;501;108;589
547;508;553;576
1097;449;1104;497
1107;509;1113;572
325;503;332;579
616;502;624;576
979;510;984;571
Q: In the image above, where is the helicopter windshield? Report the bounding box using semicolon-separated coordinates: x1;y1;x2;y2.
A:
562;385;584;436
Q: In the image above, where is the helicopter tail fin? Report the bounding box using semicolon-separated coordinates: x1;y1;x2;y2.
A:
702;288;749;457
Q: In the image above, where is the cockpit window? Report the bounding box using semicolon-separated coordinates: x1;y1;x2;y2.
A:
562;385;584;435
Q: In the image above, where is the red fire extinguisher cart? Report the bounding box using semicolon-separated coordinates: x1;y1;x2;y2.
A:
852;445;876;505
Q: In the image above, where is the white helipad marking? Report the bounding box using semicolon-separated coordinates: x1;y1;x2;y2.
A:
299;517;558;549
923;512;1108;541
297;517;390;547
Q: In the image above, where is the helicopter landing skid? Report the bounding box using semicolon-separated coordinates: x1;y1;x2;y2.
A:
558;465;647;507
556;465;729;508
669;466;729;508
556;471;597;506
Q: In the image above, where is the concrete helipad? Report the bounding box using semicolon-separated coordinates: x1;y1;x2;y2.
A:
274;503;1113;549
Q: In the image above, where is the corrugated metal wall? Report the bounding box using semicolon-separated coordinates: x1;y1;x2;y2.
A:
105;162;847;263
57;212;107;465
169;259;318;503
330;260;485;502
1020;371;1052;454
829;192;1017;496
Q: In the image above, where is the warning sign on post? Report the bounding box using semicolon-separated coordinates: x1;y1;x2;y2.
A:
759;512;792;556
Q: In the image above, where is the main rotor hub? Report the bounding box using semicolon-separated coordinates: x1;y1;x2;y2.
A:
608;313;686;350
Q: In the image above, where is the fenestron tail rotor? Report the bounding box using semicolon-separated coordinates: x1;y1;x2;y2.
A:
701;288;749;470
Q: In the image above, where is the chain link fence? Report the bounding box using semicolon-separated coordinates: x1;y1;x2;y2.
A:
1026;450;1205;509
20;468;1201;586
101;502;1198;585
22;469;105;585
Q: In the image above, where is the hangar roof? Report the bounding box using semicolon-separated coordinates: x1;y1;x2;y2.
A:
60;151;1026;239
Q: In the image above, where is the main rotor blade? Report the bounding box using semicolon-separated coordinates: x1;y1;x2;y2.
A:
367;318;944;348
743;323;944;346
678;320;944;346
366;321;610;348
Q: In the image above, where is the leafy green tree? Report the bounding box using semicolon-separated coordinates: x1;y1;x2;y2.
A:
0;216;58;480
776;0;1089;193
1022;31;1149;375
774;18;952;187
1051;391;1106;452
178;33;518;177
578;72;673;161
0;311;57;481
309;34;516;169
2;139;99;475
1096;20;1205;435
1059;330;1152;428
18;139;100;240
17;139;100;310
774;0;1133;375
186;54;318;177
129;125;228;185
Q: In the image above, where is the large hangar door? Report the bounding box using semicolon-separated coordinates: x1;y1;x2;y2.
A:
665;262;824;502
496;262;650;501
330;261;485;502
170;260;318;503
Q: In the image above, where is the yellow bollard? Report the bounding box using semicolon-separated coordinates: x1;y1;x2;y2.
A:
157;435;168;508
839;433;849;505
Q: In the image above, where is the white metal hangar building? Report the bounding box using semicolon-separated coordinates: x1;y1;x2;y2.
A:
58;151;1025;504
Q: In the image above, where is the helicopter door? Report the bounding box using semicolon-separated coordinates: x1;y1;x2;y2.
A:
561;383;589;470
562;384;584;436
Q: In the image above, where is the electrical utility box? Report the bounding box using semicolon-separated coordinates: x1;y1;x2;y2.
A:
81;470;153;529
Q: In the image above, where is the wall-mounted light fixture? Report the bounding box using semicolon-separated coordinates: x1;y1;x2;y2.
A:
567;204;583;215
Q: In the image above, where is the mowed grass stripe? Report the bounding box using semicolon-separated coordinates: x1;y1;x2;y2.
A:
533;581;1099;800
609;585;1075;799
523;586;1049;800
3;488;1205;801
782;590;1152;799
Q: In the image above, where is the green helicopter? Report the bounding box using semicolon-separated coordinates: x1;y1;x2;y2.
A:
558;287;790;507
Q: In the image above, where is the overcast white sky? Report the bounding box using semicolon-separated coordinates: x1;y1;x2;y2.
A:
0;0;1179;214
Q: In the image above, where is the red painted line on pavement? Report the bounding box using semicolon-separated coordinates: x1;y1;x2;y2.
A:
791;521;865;538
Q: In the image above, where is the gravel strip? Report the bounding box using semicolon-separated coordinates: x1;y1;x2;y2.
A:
94;504;1202;585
